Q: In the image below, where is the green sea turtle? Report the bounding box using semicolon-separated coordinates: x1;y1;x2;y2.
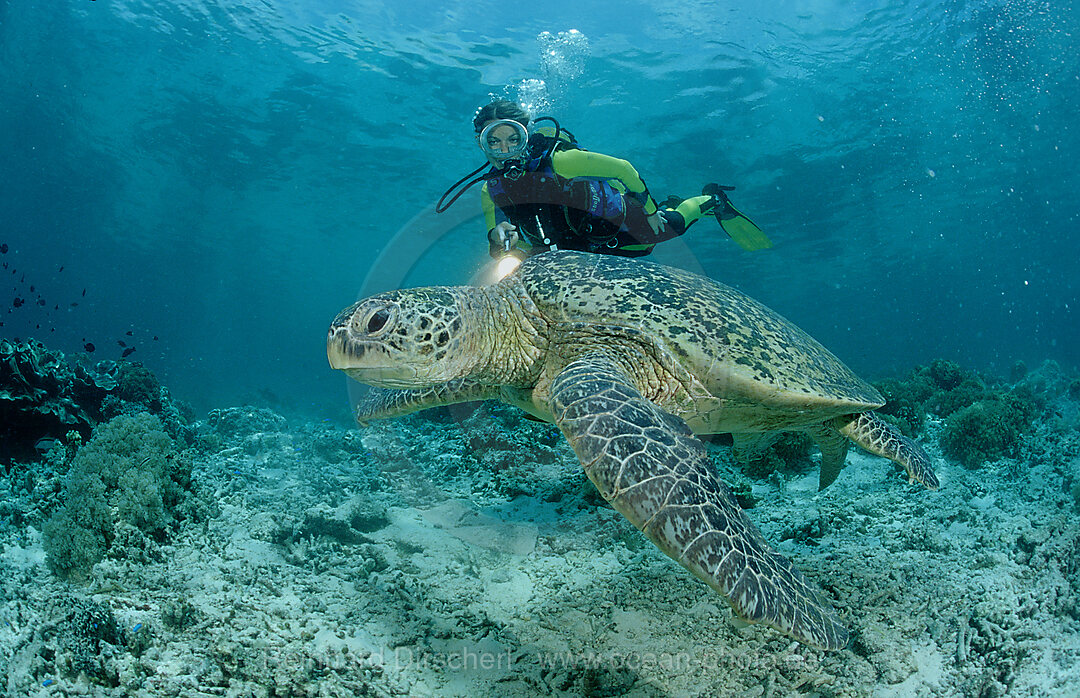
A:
327;250;938;650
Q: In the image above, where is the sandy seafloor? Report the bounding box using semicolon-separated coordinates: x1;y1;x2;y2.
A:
2;372;1079;697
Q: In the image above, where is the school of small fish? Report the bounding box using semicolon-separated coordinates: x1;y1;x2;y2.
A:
2;242;159;360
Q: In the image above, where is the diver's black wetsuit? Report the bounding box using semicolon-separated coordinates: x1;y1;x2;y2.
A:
481;148;713;258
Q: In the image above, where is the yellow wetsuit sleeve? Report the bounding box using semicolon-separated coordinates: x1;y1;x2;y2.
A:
481;181;500;232
550;150;657;214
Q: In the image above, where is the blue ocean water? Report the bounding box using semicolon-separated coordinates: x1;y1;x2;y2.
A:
1;0;1077;416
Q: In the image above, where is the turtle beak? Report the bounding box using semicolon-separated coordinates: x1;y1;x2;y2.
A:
338;365;419;387
326;307;364;370
326;335;358;370
326;334;419;387
327;313;420;387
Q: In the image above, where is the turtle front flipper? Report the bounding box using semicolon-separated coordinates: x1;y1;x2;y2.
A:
835;412;939;490
355;379;498;424
803;425;851;491
550;354;848;650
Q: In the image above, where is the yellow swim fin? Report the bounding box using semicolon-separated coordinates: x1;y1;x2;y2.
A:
718;202;772;251
703;183;773;251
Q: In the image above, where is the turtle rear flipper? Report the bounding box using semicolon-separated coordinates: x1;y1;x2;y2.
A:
551;354;849;651
733;427;851;491
804;425;851;490
836;412;940;490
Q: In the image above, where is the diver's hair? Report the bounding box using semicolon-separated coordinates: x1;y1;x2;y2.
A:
473;100;530;134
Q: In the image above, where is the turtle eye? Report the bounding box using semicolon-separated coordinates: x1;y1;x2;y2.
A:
365;308;391;334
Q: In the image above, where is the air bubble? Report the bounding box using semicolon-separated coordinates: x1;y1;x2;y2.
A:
537;29;591;81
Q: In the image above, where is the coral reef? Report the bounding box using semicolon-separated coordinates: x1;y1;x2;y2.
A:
0;339;116;462
738;432;815;481
42;412;194;581
54;597;126;684
874;358;986;436
0;338;193;464
2;357;1079;695
874;358;1061;469
941;391;1041;468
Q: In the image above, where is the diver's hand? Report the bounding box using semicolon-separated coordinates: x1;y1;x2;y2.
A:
492;222;519;249
646;212;665;236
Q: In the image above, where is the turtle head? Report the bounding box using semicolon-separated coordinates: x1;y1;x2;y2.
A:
327;287;474;388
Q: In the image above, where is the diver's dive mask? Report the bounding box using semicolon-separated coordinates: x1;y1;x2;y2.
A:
478;119;530;179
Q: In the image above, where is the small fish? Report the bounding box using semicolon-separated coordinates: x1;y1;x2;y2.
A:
35;436;64;453
54;304;59;310
12;297;23;308
126;330;133;336
122;347;136;358
84;342;95;352
81;288;86;296
0;243;7;253
118;340;127;347
152;335;159;341
37;298;46;306
30;285;34;293
58;265;64;272
70;302;78;307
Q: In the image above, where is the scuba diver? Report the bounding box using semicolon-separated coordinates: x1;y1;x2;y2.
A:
436;99;771;261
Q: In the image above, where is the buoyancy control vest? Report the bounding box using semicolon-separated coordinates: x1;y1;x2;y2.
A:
484;129;631;248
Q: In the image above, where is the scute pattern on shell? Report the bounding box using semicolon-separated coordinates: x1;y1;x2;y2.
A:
516;251;882;410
